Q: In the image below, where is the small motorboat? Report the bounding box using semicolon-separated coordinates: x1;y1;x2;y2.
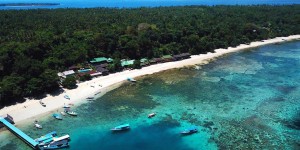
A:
64;95;70;100
35;123;43;129
52;114;63;120
86;97;94;100
127;77;136;82
181;127;198;135
64;108;77;116
66;111;77;116
60;112;66;116
111;124;130;131
63;104;70;108
148;113;156;118
40;101;46;107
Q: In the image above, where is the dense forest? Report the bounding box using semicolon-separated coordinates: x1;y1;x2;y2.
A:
0;5;299;107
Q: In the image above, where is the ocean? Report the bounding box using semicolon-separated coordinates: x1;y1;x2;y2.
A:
0;41;300;149
0;0;300;10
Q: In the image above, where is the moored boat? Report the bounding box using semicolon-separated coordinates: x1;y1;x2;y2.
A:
52;114;63;120
35;123;43;129
111;124;130;131
39;135;70;149
64;108;77;116
180;127;198;135
148;113;156;118
60;112;66;116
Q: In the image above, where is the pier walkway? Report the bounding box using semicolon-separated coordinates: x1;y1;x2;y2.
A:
0;116;38;149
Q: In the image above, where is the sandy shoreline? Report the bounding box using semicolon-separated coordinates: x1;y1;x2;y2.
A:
0;35;299;124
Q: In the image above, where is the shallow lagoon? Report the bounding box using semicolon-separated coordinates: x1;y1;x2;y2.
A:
1;41;300;149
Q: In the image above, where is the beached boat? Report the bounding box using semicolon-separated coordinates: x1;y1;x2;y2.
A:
64;95;70;100
63;104;70;108
127;77;136;82
111;124;130;131
52;114;63;120
86;97;94;100
39;135;70;150
148;113;156;118
40;101;46;107
180;127;198;135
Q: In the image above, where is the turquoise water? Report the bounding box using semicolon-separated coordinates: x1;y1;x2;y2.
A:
1;41;300;149
0;0;300;9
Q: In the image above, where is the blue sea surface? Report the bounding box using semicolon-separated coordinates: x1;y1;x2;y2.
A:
0;41;300;149
0;0;300;9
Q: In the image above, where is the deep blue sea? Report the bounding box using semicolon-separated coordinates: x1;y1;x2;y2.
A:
0;0;300;10
0;41;300;149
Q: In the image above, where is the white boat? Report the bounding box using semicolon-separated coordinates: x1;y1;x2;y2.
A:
66;111;77;116
148;113;156;118
60;112;66;116
35;123;43;129
64;108;77;116
39;135;70;150
111;124;130;131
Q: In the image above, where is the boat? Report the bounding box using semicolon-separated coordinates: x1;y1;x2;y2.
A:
64;95;70;100
39;135;70;150
60;112;66;116
127;77;136;82
52;114;63;120
148;113;156;118
35;123;43;129
40;101;46;107
180;127;198;135
35;131;57;143
64;108;77;116
63;104;70;108
111;124;130;131
86;97;94;100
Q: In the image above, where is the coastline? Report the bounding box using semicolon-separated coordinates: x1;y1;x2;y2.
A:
0;35;299;125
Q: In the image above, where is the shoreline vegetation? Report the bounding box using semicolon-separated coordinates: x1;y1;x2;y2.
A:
0;3;60;7
0;35;299;125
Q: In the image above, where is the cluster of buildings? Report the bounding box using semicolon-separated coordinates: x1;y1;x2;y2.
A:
57;53;191;79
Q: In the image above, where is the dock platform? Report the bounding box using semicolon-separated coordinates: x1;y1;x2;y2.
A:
0;116;38;149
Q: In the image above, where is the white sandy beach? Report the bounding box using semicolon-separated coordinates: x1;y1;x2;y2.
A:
0;35;300;124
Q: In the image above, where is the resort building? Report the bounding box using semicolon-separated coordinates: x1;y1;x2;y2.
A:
90;57;113;65
121;59;135;67
57;70;76;78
